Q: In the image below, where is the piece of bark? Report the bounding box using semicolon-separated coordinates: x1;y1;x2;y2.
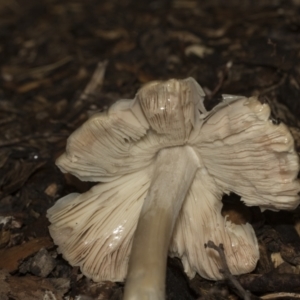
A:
72;278;121;300
0;237;53;272
0;160;45;195
256;241;274;274
280;243;300;266
277;262;299;275
0;269;69;300
239;271;300;293
19;248;56;277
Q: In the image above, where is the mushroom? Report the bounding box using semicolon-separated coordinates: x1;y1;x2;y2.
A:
47;78;300;300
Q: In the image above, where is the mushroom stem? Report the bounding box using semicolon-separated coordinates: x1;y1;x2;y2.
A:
124;146;200;300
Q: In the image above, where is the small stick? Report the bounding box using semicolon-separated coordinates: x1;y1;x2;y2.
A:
261;292;300;299
259;73;287;96
78;60;108;102
65;60;108;125
205;240;253;300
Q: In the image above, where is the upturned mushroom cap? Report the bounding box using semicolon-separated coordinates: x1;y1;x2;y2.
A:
48;78;300;282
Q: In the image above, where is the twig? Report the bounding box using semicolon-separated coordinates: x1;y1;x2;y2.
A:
206;61;232;100
258;73;287;96
14;56;73;81
64;60;108;126
205;240;253;300
78;60;108;102
261;292;300;299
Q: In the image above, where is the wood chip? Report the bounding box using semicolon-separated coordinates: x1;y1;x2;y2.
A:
0;237;53;272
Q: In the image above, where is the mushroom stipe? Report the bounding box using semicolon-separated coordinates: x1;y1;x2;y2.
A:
47;78;300;300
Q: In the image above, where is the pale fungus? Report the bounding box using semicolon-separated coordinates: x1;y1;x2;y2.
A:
47;78;300;300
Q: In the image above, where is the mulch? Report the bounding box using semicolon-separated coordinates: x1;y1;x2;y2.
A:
0;0;300;299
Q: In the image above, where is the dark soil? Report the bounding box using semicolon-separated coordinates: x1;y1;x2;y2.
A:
0;0;300;299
